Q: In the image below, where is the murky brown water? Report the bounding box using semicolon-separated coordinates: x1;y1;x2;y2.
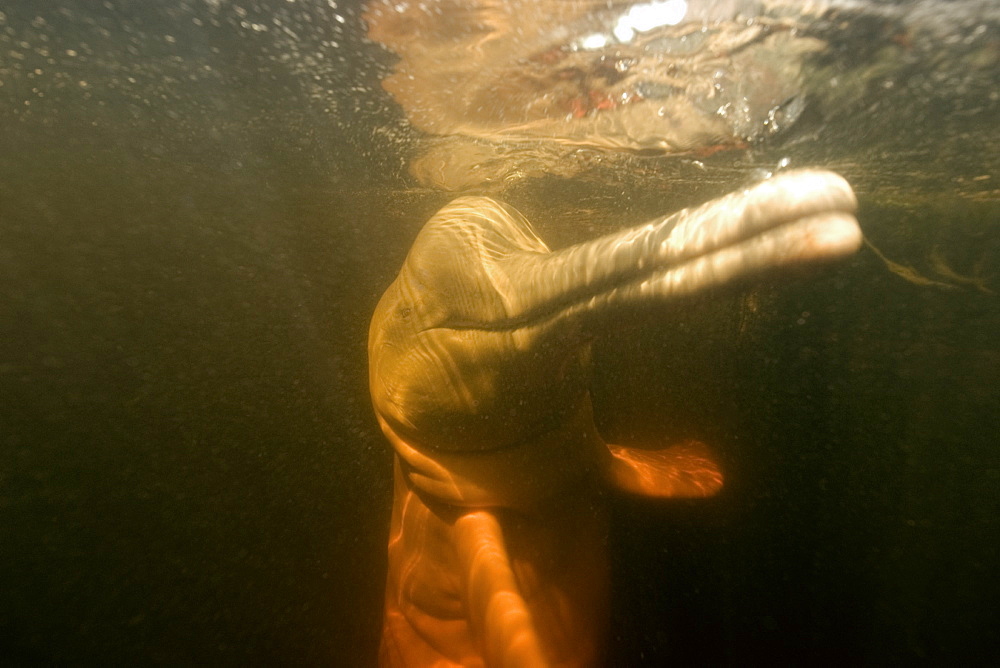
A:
1;1;997;664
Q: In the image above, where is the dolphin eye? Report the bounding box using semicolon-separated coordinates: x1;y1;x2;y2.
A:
398;307;411;320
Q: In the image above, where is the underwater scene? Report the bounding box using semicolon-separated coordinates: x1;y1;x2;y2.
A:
1;0;997;665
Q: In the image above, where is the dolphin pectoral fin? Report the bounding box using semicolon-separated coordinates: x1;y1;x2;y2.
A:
603;440;724;498
453;511;549;668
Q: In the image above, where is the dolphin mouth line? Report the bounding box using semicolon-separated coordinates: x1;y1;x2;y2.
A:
426;215;856;335
409;170;860;340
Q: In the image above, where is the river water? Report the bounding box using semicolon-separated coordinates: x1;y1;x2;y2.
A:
1;1;997;664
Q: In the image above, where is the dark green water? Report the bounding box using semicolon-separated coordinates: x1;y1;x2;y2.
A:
1;1;997;665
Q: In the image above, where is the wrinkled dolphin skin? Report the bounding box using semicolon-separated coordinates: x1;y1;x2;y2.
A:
368;170;861;666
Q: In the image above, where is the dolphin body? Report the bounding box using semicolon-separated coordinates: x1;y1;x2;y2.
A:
368;170;861;666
